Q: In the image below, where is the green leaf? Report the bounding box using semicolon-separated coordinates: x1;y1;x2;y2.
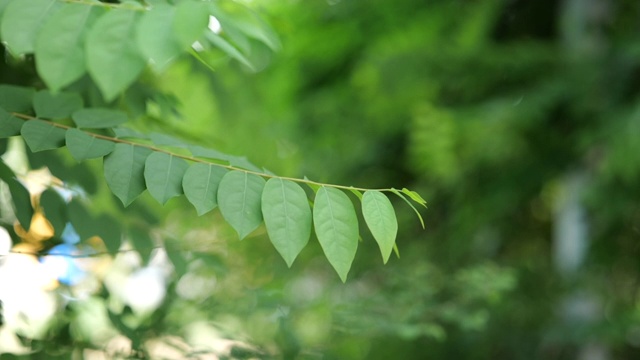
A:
65;128;115;161
206;31;255;71
104;143;152;206
0;158;33;230
210;1;281;51
401;187;427;207
94;213;121;254
68;199;93;240
72;108;128;129
0;0;60;55
21;120;66;152
164;239;188;277
217;170;265;239
0;108;24;138
362;191;398;264
33;90;83;119
189;145;231;162
261;178;311;267
136;4;181;71
0;85;34;113
390;189;425;229
182;163;227;215
35;3;100;91
313;187;359;282
113;127;148;139
173;0;209;49
86;10;145;101
39;189;67;237
144;152;189;205
149;132;188;147
129;226;154;265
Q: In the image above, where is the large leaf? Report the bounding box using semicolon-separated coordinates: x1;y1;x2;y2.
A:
362;190;398;264
0;85;34;113
35;3;100;91
173;0;209;49
86;10;145;101
261;178;311;267
103;143;152;206
217;170;265;239
144;152;189;204
72;108;128;129
0;0;60;55
65;128;115;161
0;158;33;230
21;120;66;152
313;187;359;282
0;108;24;138
182;163;227;215
136;4;181;71
33;90;83;119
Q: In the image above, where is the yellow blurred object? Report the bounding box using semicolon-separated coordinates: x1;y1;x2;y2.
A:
13;211;55;247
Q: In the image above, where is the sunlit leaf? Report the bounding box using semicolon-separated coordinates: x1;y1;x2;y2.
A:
72;108;128;129
21;120;66;152
0;0;60;55
33;90;83;119
182;163;227;215
313;187;359;282
0;108;24;138
35;3;100;91
104;143;152;206
362;190;398;264
86;10;145;101
65;128;115;161
218;170;265;239
401;187;427;207
262;179;311;267
144;152;189;205
136;4;181;71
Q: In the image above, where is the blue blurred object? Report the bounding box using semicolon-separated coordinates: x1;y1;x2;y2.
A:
61;223;80;244
41;244;86;286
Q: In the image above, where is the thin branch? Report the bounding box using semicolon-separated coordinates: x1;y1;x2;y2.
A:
0;246;166;259
12;113;394;193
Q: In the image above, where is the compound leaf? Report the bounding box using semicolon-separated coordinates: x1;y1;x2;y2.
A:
144;152;189;205
65;128;115;161
217;170;265;239
1;0;60;55
182;163;227;215
104;143;152;206
33;90;83;119
86;10;144;101
362;190;398;264
21;120;66;152
313;187;358;282
261;178;311;267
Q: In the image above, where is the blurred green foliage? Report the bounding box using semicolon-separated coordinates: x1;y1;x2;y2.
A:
2;0;640;358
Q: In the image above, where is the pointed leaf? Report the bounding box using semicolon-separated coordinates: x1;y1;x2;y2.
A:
173;1;208;49
206;31;255;71
33;90;83;119
362;191;398;264
1;0;60;55
72;108;128;128
104;143;152;206
136;4;181;71
261;178;311;267
0;159;33;230
401;187;427;207
21;120;66;152
65;128;115;161
217;171;265;239
0;108;24;138
35;3;100;91
313;187;359;282
144;152;189;204
390;189;425;229
182;163;227;215
86;10;145;101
